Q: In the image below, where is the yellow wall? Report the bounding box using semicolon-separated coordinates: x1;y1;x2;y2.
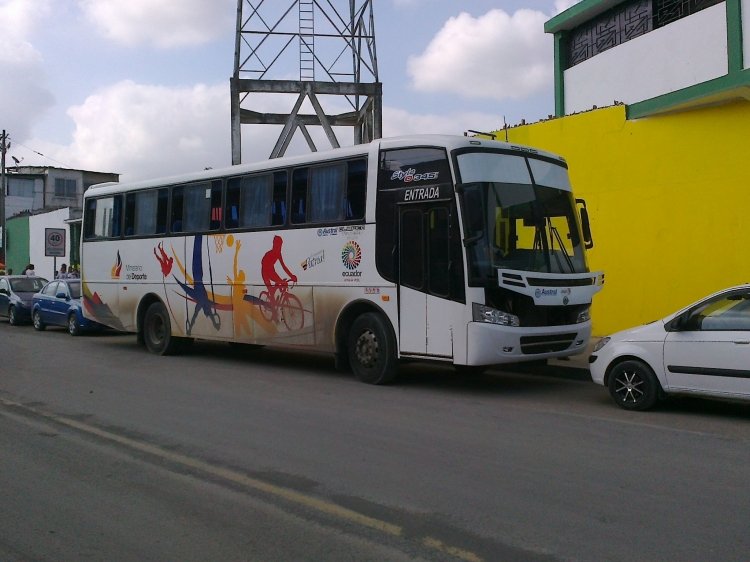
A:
498;102;750;335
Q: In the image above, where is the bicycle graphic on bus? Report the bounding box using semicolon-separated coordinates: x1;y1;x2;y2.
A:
257;279;304;331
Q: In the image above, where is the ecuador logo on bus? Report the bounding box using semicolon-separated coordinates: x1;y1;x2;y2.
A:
341;241;362;279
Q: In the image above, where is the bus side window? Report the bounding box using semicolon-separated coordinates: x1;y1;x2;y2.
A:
225;178;241;229
291;168;307;224
309;163;345;222
272;171;287;226
171;186;184;232
124;193;136;236
156;189;168;234
84;196;122;239
346;159;366;220
210;180;222;230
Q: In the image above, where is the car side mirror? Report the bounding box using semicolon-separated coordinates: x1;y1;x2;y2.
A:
670;311;701;332
56;292;68;300
0;288;8;295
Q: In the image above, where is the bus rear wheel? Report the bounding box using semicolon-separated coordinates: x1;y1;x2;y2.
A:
347;312;398;385
143;301;182;355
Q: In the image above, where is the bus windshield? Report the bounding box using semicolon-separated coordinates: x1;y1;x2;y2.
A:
457;151;588;284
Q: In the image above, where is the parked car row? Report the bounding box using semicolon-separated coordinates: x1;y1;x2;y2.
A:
0;275;105;336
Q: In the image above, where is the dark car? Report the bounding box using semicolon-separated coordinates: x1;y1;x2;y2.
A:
0;275;49;325
32;279;105;335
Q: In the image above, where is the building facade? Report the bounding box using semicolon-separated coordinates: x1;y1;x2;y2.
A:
3;166;118;274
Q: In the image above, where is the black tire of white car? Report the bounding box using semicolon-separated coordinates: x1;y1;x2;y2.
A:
608;359;660;411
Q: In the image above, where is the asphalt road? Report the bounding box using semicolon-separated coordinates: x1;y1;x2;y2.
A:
1;321;749;561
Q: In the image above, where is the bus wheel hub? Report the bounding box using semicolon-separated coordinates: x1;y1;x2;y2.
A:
355;331;378;367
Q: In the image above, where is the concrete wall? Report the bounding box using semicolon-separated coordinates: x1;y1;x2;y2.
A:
564;4;728;113
500;102;750;336
5;216;29;275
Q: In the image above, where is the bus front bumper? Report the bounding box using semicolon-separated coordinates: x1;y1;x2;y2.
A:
465;321;591;365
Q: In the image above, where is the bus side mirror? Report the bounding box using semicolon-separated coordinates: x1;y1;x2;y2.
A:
576;198;594;250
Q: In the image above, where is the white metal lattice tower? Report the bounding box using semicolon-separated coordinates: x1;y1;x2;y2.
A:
231;0;382;163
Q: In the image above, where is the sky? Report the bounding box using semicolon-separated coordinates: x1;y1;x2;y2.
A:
0;0;578;182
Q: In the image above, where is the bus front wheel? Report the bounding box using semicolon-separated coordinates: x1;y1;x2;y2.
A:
347;313;398;385
143;301;182;356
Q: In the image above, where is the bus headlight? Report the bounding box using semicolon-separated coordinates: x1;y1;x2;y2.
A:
472;303;520;327
577;307;591;323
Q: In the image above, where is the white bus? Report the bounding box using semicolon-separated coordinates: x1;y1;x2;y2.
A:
81;135;603;384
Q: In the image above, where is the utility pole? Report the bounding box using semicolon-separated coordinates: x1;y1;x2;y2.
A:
0;130;7;264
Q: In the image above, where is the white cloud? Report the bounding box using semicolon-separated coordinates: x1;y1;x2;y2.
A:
407;9;553;102
78;0;234;48
0;0;54;140
383;107;504;138
22;77;508;182
51;80;231;180
554;0;581;15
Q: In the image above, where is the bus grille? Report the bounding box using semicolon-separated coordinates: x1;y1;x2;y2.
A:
519;333;577;354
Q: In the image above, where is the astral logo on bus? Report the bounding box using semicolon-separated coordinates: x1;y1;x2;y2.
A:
341;241;362;279
317;227;338;237
535;288;558;298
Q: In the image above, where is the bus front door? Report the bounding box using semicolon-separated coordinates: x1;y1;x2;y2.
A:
398;204;454;358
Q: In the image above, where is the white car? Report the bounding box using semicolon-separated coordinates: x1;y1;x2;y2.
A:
589;285;750;410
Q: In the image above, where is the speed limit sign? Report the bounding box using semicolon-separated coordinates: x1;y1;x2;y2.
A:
45;228;66;257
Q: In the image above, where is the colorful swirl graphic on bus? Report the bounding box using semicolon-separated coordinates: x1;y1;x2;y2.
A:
341;241;362;270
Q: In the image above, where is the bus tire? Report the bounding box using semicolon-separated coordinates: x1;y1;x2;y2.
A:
143;301;181;356
348;312;398;385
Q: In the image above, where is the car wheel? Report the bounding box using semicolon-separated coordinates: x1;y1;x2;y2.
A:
8;306;19;326
347;312;398;385
33;310;46;331
607;359;660;411
143;301;182;355
68;313;81;336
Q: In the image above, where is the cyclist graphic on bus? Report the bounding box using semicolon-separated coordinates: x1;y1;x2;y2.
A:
260;235;303;329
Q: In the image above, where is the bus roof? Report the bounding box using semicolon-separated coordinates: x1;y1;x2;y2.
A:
84;134;567;197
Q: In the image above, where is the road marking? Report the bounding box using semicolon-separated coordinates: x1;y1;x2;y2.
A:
423;537;484;562
0;397;484;561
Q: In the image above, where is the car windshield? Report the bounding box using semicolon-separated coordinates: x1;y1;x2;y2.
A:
67;281;82;299
456;150;588;284
10;277;47;292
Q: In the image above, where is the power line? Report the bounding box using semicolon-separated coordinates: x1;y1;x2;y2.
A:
13;140;72;169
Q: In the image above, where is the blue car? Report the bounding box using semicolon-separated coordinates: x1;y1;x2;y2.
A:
0;275;49;325
32;279;104;336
